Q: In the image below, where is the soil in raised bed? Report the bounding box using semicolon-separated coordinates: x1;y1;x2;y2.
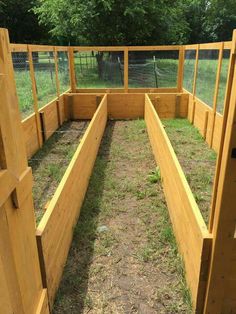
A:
163;118;217;225
29;120;89;224
53;120;192;314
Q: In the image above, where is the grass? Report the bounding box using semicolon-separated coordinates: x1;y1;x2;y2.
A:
53;120;192;313
162;118;217;225
30;120;88;223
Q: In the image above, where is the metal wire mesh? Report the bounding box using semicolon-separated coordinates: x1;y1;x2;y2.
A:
12;52;34;119
196;49;219;107
33;51;57;108
74;51;124;88
128;50;179;88
58;51;70;93
216;49;230;114
183;50;196;93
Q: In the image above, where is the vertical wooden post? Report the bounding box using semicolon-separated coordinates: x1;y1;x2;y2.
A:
54;48;62;126
28;45;43;147
209;43;224;148
69;47;76;92
124;48;129;93
54;48;60;98
204;30;236;313
0;28;49;314
209;34;236;231
177;46;185;92
191;44;199;123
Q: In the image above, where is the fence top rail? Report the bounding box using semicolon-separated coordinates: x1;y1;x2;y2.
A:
185;41;232;50
10;41;233;53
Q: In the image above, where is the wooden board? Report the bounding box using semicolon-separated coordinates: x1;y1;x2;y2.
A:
211;113;223;153
193;98;213;138
75;88;178;94
36;95;107;307
22;114;40;158
107;93;145;118
148;93;188;118
145;94;212;312
39;99;60;140
64;94;104;119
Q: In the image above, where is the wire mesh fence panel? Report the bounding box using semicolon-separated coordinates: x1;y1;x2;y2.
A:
12;52;34;119
183;50;196;93
58;51;70;93
74;51;124;88
196;49;219;107
216;49;230;114
33;51;57;108
128;50;179;88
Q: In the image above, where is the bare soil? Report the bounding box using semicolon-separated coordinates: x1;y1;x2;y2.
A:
53;120;191;314
29;120;89;223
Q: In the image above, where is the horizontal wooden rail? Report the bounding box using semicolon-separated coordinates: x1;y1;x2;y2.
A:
145;94;212;313
36;94;107;307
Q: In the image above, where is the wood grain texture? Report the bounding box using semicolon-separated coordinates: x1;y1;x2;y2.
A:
39;99;60;140
145;94;212;313
22;114;40;158
36;95;108;307
148;93;188;118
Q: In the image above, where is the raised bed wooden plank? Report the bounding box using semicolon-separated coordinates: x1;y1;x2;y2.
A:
148;93;189;118
145;94;212;313
36;95;108;307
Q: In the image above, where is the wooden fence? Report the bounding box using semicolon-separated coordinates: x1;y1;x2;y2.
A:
1;26;236;314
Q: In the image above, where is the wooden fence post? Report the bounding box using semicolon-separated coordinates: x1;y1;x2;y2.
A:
28;45;43;147
177;46;185;92
0;28;49;314
69;47;76;92
204;30;236;313
191;44;199;123
54;48;60;98
209;43;224;148
124;48;129;93
54;48;62;126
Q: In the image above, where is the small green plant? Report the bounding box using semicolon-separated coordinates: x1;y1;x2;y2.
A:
47;164;62;183
147;167;161;184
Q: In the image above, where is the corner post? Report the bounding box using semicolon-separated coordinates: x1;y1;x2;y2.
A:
69;47;76;92
191;44;199;123
0;28;49;314
204;30;236;313
124;47;129;93
177;46;185;92
28;45;43;147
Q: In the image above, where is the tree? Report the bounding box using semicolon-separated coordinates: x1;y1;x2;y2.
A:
205;0;236;41
0;0;48;43
33;0;189;45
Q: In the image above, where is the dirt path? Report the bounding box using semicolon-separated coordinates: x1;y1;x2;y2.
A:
163;119;216;225
30;120;88;223
53;120;191;313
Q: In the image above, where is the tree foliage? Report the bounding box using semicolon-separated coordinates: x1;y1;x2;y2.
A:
33;0;189;45
0;0;235;44
0;0;47;43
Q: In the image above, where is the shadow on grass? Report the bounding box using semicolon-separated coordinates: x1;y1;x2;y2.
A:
52;121;115;314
